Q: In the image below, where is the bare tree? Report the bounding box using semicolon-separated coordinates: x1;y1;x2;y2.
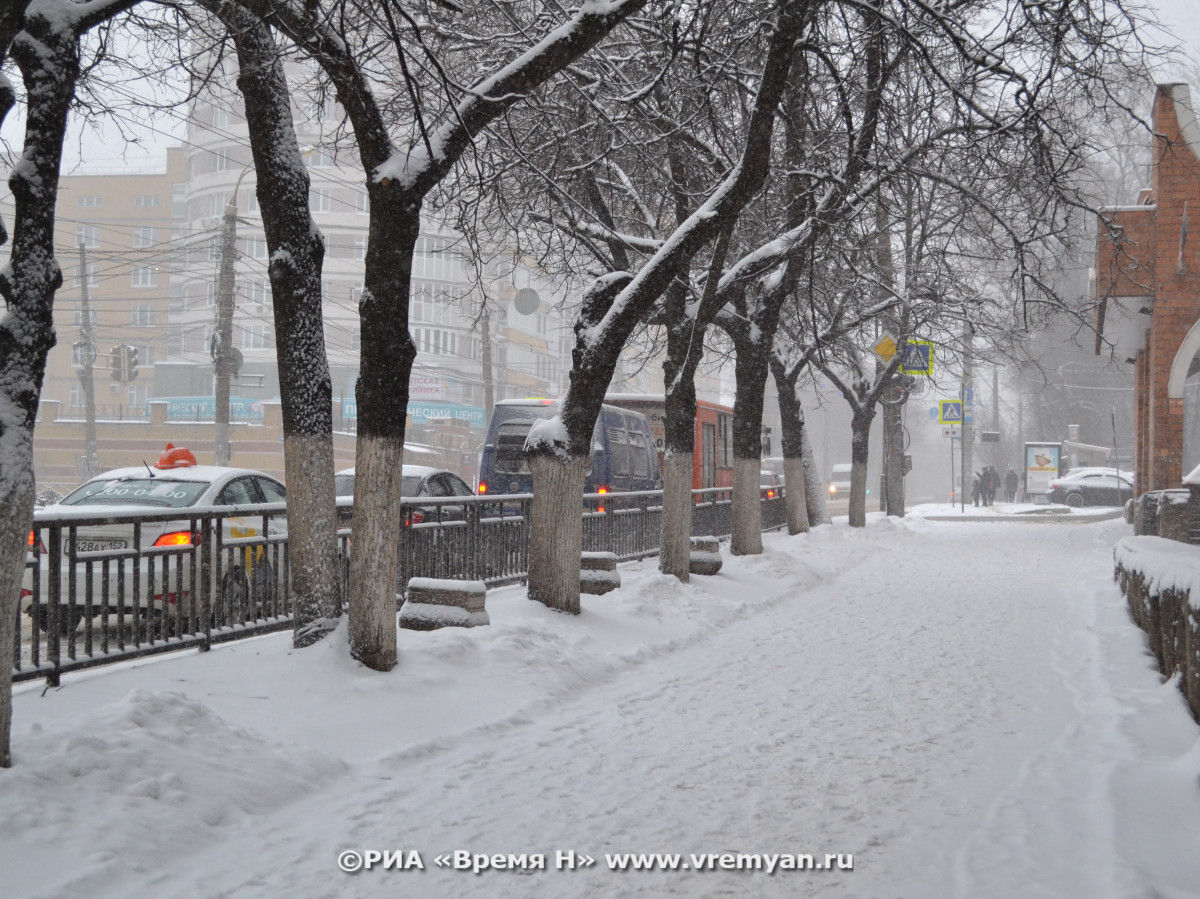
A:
232;0;649;669
0;0;144;767
214;5;343;646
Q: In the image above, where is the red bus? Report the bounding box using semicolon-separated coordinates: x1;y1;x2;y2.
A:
605;394;734;489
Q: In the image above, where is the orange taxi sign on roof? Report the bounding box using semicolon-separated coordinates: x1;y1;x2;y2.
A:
155;443;198;469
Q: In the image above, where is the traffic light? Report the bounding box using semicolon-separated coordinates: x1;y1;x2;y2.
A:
109;345;138;382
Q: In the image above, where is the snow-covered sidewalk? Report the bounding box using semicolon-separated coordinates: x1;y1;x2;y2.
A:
2;516;1198;898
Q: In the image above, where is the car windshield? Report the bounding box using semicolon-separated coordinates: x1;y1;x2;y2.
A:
401;476;423;496
61;478;209;508
334;474;355;497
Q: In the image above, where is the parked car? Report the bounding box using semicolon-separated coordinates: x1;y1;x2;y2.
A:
760;470;784;499
23;444;287;634
335;464;475;522
1047;469;1134;507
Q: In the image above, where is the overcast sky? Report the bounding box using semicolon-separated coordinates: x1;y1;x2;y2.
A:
1146;0;1200;78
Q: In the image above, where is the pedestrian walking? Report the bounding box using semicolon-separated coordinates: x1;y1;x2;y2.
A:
971;473;982;507
1005;466;1019;502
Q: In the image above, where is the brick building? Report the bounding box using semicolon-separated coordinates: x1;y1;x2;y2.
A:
1094;82;1200;498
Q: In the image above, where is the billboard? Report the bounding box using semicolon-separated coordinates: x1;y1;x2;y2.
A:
1025;442;1063;495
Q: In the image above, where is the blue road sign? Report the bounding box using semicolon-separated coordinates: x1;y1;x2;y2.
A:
938;400;963;424
899;340;934;375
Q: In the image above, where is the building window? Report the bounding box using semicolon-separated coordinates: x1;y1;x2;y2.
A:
209;192;228;218
131;265;158;288
247;280;270;309
353;236;366;260
75;224;100;249
69;384;83;406
130;305;155;326
211;148;229;173
206;282;218;307
246;190;259;213
76;195;102;208
133;226;158;248
355;191;368;215
73;264;100;288
310;147;334;168
414;234;457;280
134;194;161;207
310;188;332;213
241;323;274;349
127;383;150;407
247;236;268;260
71;308;97;327
414;328;456;356
212;106;232;128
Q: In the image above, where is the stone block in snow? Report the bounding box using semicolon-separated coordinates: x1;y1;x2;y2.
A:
580;568;621;595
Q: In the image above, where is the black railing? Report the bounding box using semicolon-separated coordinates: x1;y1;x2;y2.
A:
16;488;787;685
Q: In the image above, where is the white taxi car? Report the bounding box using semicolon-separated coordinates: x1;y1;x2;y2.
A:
23;444;287;634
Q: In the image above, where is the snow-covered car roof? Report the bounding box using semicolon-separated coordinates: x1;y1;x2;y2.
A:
336;465;444;478
71;464;275;485
1185;463;1200;485
1053;469;1132;483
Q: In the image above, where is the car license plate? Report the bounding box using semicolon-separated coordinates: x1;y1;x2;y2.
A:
71;539;128;553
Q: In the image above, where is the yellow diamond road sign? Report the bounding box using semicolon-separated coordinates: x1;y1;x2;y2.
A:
873;334;898;361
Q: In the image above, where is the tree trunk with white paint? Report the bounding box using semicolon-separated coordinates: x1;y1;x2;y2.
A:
348;435;406;668
527;454;588;614
800;417;831;525
659;453;694;580
228;11;341;646
783;456;809;534
731;458;763;554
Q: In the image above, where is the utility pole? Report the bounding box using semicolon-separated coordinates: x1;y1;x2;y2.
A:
480;305;495;417
962;324;975;505
76;242;98;477
213;198;240;466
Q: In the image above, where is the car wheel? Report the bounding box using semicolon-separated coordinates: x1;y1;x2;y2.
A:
1066;492;1084;508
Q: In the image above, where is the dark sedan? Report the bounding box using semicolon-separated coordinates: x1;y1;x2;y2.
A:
1047;470;1133;507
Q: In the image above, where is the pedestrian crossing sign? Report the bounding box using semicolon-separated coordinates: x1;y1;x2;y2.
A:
938;400;963;424
899;340;934;375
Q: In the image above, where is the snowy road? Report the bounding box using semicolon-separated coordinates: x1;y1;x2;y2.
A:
4;516;1199;897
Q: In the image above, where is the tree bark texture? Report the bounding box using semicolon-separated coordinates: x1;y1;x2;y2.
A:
659;453;694;580
348;434;405;669
731;337;769;554
0;15;81;767
882;397;905;517
783;455;808;533
230;10;341;647
527;454;588;614
800;414;831;525
772;364;809;534
849;408;874;528
660;307;698;580
731;459;764;555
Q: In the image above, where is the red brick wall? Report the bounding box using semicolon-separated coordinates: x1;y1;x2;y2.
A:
1098;84;1200;494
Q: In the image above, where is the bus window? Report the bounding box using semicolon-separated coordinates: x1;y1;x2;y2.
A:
609;428;629;477
630;431;649;479
495;422;532;474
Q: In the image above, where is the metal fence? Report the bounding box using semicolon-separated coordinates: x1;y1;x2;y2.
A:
16;488;786;685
